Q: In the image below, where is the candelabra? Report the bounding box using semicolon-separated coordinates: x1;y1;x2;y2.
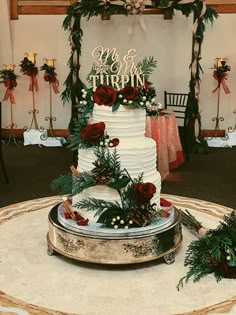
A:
20;52;43;132
40;58;60;140
0;64;19;145
211;57;230;139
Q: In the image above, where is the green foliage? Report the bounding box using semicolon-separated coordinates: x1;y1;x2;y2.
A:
177;211;236;290
51;173;73;195
93;147;124;179
137;56;157;81
66;117;89;150
72;171;95;195
74;197;121;218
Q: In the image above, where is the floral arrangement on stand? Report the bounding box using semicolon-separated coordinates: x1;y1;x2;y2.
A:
0;66;18;104
19;55;39;92
0;65;19;145
40;59;60;138
177;209;236;290
40;62;59;94
19;53;40;130
211;58;231;132
212;58;231;95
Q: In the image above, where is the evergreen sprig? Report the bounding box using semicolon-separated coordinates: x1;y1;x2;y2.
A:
177;210;236;290
137;56;157;81
51;173;73;195
72;171;95;195
74;197;121;218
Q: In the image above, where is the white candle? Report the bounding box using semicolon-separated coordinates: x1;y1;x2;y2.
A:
45;58;56;67
26;52;37;64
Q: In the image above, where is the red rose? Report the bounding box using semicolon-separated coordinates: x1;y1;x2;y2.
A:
111;138;119;147
93;84;117;107
44;72;57;83
80;122;105;142
144;81;151;90
119;86;139;101
133;182;156;204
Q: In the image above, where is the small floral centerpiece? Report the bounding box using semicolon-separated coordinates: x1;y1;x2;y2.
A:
0;66;18;104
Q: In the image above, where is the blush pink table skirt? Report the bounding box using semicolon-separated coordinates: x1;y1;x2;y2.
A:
146;112;184;180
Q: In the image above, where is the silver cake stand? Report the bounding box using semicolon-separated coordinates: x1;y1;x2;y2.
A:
47;204;182;265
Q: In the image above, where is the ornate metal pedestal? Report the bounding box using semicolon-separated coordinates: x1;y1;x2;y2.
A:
47;204;182;265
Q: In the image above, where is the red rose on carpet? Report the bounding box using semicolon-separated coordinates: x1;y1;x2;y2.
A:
119;86;139;101
160;198;172;207
80;122;105;142
93;84;117;107
134;182;156;204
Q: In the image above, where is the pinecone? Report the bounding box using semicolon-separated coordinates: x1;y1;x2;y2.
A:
91;160;113;184
129;204;159;227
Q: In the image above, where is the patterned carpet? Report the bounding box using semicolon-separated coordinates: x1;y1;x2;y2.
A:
0;194;235;315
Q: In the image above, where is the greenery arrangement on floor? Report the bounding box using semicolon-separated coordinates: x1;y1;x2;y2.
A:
177;209;236;290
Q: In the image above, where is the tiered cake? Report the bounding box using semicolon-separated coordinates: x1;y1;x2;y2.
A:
48;47;182;264
58;46;174;229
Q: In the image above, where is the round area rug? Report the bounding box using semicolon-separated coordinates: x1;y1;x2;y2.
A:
0;194;235;315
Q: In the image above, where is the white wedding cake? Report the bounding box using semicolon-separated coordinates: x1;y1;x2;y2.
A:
58;47;174;230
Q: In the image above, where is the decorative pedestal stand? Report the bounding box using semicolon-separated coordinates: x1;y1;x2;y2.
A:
41;82;59;140
210;85;228;141
47;204;182;265
26;80;42;131
6;101;19;146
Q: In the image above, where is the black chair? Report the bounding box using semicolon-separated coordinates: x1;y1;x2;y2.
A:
0;102;9;183
164;91;190;161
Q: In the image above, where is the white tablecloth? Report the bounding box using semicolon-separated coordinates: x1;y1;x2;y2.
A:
23;129;65;147
206;130;236;148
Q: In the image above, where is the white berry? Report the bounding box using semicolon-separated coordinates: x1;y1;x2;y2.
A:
114;225;118;229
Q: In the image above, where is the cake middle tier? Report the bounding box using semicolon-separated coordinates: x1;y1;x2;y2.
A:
91;104;146;140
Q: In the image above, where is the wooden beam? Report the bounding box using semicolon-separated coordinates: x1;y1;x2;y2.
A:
18;5;70;15
10;0;18;20
208;4;236;13
9;1;236;19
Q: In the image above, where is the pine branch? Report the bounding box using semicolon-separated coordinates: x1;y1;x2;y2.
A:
74;198;121;218
72;171;95;195
137;56;157;81
51;173;73;195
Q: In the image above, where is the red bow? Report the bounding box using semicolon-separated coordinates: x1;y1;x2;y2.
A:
29;74;39;92
213;71;230;94
3;88;16;104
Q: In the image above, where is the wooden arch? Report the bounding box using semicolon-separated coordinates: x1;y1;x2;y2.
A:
62;0;218;151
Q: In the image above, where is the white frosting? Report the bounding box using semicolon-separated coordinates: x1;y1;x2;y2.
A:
92;104;146;140
72;104;164;224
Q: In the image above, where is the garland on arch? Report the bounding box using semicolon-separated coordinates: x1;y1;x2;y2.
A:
62;0;218;150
